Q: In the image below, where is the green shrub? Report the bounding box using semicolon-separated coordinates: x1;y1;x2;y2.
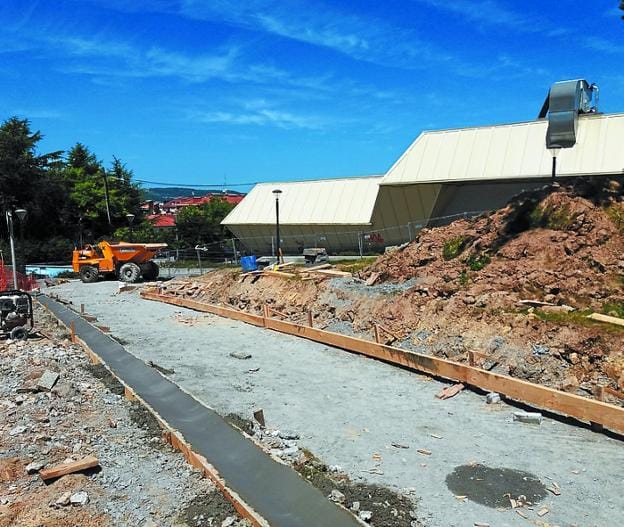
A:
529;204;576;230
443;236;470;260
465;252;490;271
606;204;624;232
602;301;624;318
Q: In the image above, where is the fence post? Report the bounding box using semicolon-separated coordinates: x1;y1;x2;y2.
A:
196;248;203;275
231;239;238;265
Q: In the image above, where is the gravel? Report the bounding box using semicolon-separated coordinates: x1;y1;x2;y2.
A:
48;280;624;527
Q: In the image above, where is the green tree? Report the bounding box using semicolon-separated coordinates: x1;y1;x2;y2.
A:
176;198;235;246
62;144;143;240
0;117;68;262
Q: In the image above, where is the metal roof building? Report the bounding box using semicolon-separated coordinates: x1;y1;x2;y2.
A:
223;113;624;254
222;176;383;252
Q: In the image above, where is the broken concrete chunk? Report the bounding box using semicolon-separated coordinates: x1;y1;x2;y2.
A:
252;409;265;428
229;351;252;360
37;370;60;391
328;489;346;503
9;425;27;436
55;492;72;507
485;392;501;404
358;510;373;522
513;411;543;424
350;501;360;512
25;461;45;474
70;491;89;506
277;430;300;440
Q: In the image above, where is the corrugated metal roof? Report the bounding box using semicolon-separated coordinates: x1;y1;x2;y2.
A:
381;113;624;186
222;176;382;225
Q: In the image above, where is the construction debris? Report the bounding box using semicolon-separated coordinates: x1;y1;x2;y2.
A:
513;412;543;425
147;359;176;374
230;351;252;360
435;383;465;400
36;369;60;391
485;392;501;404
39;456;101;481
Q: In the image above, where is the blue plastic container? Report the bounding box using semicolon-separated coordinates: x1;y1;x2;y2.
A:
241;255;257;272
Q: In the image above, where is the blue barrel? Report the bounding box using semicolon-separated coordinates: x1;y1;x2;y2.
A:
241;255;257;272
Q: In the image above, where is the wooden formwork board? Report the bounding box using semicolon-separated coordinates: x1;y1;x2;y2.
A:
141;291;624;435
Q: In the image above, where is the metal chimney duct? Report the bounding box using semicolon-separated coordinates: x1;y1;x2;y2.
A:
539;79;598;149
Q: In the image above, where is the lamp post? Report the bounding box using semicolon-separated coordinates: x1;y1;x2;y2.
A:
549;147;561;183
15;209;27;275
272;189;282;263
5;208;26;289
126;213;135;242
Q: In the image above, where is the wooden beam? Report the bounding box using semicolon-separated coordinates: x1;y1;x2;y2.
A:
262;270;297;279
140;291;624;435
311;269;352;277
587;313;624;327
305;263;332;272
40;456;99;481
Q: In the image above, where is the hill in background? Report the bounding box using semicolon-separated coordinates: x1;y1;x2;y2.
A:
142;187;245;202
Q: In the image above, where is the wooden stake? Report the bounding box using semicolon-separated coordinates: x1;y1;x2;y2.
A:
307;311;313;328
468;351;476;367
374;324;380;344
70;321;76;343
80;303;85;314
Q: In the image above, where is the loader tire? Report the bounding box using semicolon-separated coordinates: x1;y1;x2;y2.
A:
119;262;141;283
79;265;99;283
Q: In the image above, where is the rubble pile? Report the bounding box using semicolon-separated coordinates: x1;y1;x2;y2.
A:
158;180;624;403
0;305;248;527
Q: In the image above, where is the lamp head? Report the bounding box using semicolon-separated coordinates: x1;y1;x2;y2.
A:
15;209;27;221
126;213;135;224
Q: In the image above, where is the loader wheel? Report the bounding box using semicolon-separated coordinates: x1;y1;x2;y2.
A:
141;261;159;281
79;265;99;283
119;262;141;283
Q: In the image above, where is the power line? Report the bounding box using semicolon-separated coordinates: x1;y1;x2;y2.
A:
132;178;258;188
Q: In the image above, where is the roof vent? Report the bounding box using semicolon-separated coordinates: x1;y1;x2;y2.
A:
538;79;599;148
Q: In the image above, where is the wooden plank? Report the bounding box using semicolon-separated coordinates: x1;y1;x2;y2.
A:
604;387;624;400
305;263;332;272
141;292;624;435
587;313;624;327
262;270;297;279
311;269;352;277
40;456;99;481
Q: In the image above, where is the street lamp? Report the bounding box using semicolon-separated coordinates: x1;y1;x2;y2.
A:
272;189;282;263
549;147;561;183
5;208;26;289
126;213;135;242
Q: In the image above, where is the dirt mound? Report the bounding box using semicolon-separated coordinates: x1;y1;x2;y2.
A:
364;179;624;311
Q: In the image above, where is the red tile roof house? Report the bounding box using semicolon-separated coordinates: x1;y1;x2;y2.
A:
144;193;244;229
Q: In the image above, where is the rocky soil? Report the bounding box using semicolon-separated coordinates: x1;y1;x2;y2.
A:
156;179;624;404
0;303;249;527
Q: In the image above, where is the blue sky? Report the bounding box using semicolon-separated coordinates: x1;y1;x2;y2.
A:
1;1;622;190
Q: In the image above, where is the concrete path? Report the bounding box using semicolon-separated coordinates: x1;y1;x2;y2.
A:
49;281;624;527
42;295;361;527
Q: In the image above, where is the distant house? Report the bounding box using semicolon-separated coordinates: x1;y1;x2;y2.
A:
147;213;176;229
161;193;244;214
142;191;244;229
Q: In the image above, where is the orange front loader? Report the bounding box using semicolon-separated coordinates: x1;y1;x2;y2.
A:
72;241;167;283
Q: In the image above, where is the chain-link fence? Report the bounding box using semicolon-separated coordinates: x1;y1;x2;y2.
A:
155;210;486;268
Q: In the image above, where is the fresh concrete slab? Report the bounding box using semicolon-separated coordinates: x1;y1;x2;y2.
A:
49;280;624;527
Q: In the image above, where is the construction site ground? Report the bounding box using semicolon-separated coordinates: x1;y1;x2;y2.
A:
0;301;249;527
47;280;624;527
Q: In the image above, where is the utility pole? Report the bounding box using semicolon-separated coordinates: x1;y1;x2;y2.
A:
102;171;112;227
